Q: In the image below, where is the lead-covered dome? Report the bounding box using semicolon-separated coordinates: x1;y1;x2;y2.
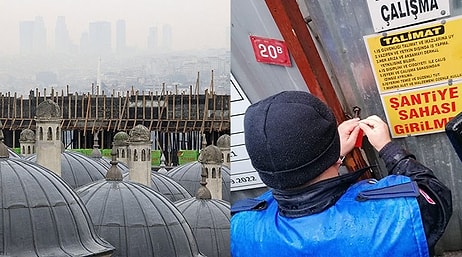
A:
216;134;230;149
76;150;205;257
19;128;35;142
198;144;223;164
35;99;61;119
165;161;231;201
113;131;129;145
175;174;231;257
26;150;108;188
123;170;192;202
128;124;151;142
0;144;114;256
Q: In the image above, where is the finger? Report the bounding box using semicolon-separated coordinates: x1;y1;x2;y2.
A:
365;115;383;123
359;119;375;128
339;118;360;134
343;117;360;125
358;122;374;134
349;125;361;139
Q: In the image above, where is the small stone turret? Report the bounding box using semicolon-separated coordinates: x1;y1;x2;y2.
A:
19;129;36;157
113;131;129;164
35;99;62;176
127;124;152;186
198;144;223;199
217;134;230;168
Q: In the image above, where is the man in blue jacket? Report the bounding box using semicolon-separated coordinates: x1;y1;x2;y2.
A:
231;91;452;257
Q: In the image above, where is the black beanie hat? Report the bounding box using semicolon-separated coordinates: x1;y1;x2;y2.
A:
244;91;340;190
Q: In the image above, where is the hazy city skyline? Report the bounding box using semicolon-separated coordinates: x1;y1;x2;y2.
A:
0;0;230;55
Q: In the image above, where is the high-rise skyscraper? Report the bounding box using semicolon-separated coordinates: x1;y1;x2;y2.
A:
19;16;47;55
161;24;172;52
116;20;126;53
147;26;158;52
19;21;34;55
88;21;111;55
55;16;71;53
33;16;47;53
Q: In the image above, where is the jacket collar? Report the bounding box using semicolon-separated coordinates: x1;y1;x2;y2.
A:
272;168;369;218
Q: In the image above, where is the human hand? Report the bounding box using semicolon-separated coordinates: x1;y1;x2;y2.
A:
338;118;361;156
358;115;391;151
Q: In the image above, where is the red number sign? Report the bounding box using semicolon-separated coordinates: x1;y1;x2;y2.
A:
250;35;291;67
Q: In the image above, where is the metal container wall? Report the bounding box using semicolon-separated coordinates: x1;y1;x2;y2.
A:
299;0;462;251
231;0;308;103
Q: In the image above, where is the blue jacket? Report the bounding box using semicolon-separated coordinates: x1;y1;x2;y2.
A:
231;175;429;257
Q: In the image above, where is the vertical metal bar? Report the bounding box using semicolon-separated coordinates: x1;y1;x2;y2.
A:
264;0;344;120
265;0;370;176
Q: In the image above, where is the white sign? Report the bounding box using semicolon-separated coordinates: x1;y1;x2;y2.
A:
230;74;266;191
366;0;450;32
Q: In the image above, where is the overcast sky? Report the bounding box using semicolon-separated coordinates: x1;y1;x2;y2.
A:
0;0;230;54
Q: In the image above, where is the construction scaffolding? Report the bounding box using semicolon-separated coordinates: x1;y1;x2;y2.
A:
1;85;229;132
0;84;230;154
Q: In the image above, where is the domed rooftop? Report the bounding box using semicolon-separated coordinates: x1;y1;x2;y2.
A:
175;172;231;257
122;167;192;202
0;140;114;256
198;145;223;164
216;134;230;149
19;128;35;142
76;149;205;257
90;154;129;175
35;99;61;119
165;161;231;201
128;124;151;142
113;131;129;145
26;150;108;189
113;144;190;202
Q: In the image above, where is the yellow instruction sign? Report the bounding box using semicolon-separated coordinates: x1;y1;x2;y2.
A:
364;16;462;93
382;83;462;138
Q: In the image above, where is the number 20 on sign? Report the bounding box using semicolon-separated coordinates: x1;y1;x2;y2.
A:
250;35;292;67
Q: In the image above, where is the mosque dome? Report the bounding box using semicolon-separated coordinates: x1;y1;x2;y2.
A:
76;150;206;257
175;174;231;257
0;143;114;256
35;99;61;119
128;124;151;142
198;144;223;164
122;166;192;202
113;143;191;202
26;150;108;188
19;128;35;142
90;155;129;175
165;161;231;201
216;134;230;149
113;131;129;145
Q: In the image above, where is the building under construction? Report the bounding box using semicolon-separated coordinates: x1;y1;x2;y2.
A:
0;84;230;165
